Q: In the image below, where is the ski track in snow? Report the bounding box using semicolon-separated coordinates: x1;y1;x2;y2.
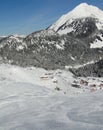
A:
0;64;103;130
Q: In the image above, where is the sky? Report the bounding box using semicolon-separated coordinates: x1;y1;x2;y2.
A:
0;0;103;36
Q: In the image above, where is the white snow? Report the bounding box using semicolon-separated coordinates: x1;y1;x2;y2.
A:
71;56;75;61
56;44;64;50
0;64;103;130
91;40;103;48
59;27;73;35
0;64;82;95
65;60;95;69
70;54;76;61
49;3;103;33
90;34;103;48
16;45;24;51
0;35;27;50
96;22;103;30
8;35;23;43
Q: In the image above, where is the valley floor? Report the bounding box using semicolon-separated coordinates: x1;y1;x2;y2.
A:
0;64;103;130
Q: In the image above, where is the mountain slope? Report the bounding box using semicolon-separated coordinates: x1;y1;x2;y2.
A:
49;3;103;34
70;59;103;77
1;29;103;70
0;3;103;75
49;3;103;49
0;64;103;130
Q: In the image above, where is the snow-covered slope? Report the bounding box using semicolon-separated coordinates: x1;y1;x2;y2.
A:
0;64;103;129
90;33;103;48
49;3;103;34
0;64;83;95
0;35;26;49
48;3;103;50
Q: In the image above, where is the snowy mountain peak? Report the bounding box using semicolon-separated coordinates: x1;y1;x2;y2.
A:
71;3;103;18
76;3;89;7
49;3;103;34
74;3;97;10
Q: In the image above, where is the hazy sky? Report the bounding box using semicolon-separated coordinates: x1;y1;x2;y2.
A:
0;0;103;36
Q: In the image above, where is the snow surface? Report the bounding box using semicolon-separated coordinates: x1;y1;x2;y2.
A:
0;64;103;130
49;3;103;33
90;34;103;48
65;60;95;69
8;35;23;43
16;45;25;51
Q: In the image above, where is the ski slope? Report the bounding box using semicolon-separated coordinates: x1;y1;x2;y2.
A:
0;64;103;130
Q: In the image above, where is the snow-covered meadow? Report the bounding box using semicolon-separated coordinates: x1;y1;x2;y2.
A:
0;64;103;130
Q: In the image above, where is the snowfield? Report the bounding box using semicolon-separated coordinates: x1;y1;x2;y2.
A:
0;64;103;130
